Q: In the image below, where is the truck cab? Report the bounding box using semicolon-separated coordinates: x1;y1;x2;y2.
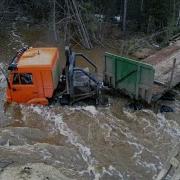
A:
6;47;60;105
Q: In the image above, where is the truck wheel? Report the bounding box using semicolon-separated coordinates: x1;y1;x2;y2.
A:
97;96;109;106
59;94;70;105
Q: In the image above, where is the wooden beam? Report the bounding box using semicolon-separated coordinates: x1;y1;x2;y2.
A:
168;58;176;89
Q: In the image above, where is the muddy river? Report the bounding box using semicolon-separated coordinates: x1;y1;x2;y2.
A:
0;23;180;180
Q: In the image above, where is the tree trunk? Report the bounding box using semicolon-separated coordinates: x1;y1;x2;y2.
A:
173;0;176;25
176;9;180;26
123;0;128;33
53;0;58;42
140;0;144;12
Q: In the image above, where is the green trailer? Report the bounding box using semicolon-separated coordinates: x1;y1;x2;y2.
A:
103;53;155;103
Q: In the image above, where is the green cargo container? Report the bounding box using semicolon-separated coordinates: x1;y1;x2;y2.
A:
104;53;155;103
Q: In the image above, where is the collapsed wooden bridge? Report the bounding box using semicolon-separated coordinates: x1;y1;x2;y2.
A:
143;41;180;101
103;41;180;103
155;143;180;180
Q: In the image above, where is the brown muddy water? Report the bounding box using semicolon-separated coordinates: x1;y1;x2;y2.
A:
0;23;180;180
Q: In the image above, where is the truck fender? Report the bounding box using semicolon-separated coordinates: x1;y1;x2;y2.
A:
27;98;48;105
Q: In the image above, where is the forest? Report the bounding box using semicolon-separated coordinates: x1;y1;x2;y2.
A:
0;0;180;50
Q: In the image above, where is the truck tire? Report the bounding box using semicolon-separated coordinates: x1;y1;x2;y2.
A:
59;94;70;105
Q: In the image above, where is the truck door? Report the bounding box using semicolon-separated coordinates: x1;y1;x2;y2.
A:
11;72;38;103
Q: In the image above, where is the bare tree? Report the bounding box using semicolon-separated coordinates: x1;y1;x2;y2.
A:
55;0;92;48
71;0;92;48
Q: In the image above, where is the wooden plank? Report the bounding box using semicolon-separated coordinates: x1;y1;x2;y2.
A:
155;144;180;180
171;165;180;180
144;44;180;65
153;55;180;86
168;58;177;89
144;41;180;100
135;65;140;99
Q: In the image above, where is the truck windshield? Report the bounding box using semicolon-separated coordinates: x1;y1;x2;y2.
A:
13;73;33;85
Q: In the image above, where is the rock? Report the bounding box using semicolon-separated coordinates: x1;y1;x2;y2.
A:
160;105;174;113
20;166;32;175
0;138;7;146
0;159;14;172
0;143;87;174
127;102;143;110
160;91;176;101
0;163;74;180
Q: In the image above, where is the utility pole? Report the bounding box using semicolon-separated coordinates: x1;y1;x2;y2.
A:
168;58;176;89
123;0;128;33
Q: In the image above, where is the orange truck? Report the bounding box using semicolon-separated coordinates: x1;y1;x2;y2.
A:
6;47;61;105
4;47;101;105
